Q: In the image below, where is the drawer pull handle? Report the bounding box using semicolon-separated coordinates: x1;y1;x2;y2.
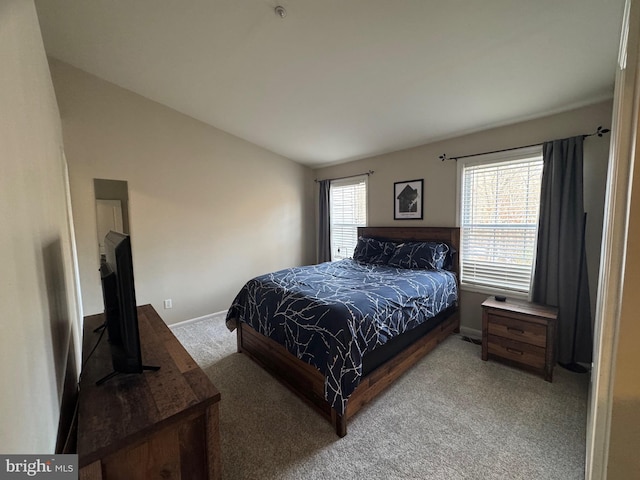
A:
506;347;523;355
507;327;525;334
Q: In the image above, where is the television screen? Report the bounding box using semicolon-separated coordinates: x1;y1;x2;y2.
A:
97;231;157;384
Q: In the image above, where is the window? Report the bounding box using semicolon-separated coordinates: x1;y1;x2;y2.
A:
330;176;367;261
458;147;543;294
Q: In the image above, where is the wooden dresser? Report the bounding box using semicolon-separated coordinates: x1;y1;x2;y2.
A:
481;297;557;382
78;304;221;480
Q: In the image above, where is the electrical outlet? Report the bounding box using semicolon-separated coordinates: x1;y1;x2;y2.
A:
164;299;172;309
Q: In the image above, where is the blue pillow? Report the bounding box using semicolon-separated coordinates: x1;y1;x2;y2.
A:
387;242;450;270
353;237;395;265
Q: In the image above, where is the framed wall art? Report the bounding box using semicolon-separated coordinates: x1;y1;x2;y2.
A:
394;179;423;220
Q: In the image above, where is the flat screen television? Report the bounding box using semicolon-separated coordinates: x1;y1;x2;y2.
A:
98;231;158;385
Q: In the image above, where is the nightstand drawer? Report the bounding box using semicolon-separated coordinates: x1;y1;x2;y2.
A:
487;335;546;369
487;314;547;348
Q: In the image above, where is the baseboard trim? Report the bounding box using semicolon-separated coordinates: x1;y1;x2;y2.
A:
169;310;228;330
459;326;482;341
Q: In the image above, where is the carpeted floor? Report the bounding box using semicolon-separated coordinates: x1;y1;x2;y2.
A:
172;314;589;480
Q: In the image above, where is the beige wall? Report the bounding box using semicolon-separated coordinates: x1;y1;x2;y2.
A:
314;101;613;333
49;60;316;324
0;0;81;453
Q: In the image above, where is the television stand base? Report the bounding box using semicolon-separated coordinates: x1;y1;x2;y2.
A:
96;365;161;386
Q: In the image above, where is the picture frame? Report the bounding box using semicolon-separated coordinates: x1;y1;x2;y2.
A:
394;179;423;220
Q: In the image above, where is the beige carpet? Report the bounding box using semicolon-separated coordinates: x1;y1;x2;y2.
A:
173;314;589;480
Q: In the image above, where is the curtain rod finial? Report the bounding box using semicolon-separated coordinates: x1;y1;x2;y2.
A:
585;126;611;138
439;154;447;162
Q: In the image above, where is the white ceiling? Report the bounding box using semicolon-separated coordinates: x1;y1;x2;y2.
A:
35;0;625;167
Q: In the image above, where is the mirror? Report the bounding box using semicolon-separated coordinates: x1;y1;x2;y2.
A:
94;179;130;261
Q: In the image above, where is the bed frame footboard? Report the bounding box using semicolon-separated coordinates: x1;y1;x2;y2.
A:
237;308;459;437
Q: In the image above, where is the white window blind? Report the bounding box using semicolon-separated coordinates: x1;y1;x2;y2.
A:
460;151;543;293
330;176;367;261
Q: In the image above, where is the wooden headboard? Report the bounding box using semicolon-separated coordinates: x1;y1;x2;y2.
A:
357;226;460;276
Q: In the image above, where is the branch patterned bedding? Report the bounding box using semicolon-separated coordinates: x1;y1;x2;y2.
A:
226;259;457;415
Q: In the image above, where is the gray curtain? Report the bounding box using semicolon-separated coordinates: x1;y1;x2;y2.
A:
532;136;592;364
318;180;331;263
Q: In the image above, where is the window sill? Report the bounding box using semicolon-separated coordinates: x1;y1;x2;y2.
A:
460;283;530;300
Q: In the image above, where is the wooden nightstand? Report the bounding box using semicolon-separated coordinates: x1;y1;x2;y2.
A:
481;297;558;382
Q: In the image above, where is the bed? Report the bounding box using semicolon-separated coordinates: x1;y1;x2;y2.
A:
226;226;460;437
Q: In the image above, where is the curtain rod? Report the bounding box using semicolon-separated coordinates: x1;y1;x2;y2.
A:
314;169;375;183
439;126;611;162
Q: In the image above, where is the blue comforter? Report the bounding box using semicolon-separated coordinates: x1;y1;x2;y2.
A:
226;259;457;414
